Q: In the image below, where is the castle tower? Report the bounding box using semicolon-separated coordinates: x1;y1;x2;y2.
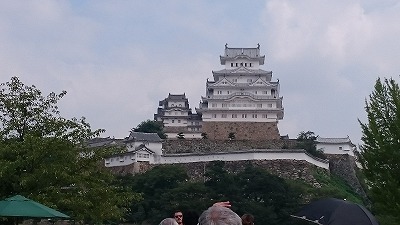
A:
196;44;284;140
154;93;202;139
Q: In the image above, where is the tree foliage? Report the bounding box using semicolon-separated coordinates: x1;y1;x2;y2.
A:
133;119;166;139
0;77;135;223
124;162;303;225
296;131;326;159
359;77;400;224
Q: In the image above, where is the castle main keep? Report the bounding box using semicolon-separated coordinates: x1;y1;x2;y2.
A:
155;44;284;140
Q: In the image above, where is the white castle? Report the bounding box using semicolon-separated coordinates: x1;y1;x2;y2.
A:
100;44;356;171
155;44;284;140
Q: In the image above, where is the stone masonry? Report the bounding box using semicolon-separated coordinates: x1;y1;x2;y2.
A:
108;159;326;188
201;121;280;140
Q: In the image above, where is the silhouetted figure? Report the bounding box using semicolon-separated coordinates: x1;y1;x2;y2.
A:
241;214;254;225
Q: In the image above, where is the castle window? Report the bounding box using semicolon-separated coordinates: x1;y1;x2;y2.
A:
242;114;247;118
339;146;343;150
240;63;243;66
267;103;273;108
252;114;257;118
222;103;227;107
262;114;267;118
249;63;252;67
172;119;175;123
178;120;181;123
212;114;217;118
232;114;237;118
235;63;238;67
231;63;233;67
245;63;247;67
227;91;230;94
217;91;222;94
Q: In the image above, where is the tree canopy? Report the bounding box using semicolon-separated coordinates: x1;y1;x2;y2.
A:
296;131;326;159
359;77;400;225
133;119;166;139
0;77;136;223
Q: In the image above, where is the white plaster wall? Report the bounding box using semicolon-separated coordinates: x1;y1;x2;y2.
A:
168;101;186;107
225;59;260;69
105;150;155;167
126;141;162;155
158;151;329;169
164;118;188;127
201;112;277;122
317;143;355;156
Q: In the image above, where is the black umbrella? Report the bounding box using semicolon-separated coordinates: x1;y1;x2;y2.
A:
292;198;379;225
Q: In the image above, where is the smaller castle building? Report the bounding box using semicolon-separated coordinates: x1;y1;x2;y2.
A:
154;93;202;139
316;136;356;156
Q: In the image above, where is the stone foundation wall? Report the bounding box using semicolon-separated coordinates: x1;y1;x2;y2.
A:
202;121;280;140
163;139;298;153
326;154;368;200
109;159;326;188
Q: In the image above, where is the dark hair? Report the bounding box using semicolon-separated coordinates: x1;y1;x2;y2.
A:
184;210;200;225
241;214;254;225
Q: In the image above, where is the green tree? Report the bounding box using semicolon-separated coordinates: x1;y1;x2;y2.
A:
126;165;189;224
296;131;326;159
133;119;166;139
359;77;400;224
228;132;235;140
0;77;135;223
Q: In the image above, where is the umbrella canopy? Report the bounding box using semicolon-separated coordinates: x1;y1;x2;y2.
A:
292;198;379;225
0;195;70;219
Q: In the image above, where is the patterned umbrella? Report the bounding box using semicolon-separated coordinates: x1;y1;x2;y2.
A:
292;198;379;225
0;195;70;218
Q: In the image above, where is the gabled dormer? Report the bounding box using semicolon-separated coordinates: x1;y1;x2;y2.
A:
249;77;275;87
209;77;235;87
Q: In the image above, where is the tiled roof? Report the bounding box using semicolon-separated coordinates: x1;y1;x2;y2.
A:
167;93;187;100
87;137;124;148
316;136;352;144
126;132;162;142
213;68;272;75
133;144;155;154
224;47;261;58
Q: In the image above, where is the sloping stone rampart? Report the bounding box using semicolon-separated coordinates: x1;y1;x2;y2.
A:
108;159;326;188
202;121;280;140
326;154;368;200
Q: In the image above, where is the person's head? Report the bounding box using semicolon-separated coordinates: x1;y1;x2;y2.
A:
241;214;254;225
174;211;184;225
160;218;179;225
198;206;242;225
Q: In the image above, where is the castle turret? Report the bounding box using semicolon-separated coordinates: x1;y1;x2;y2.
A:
154;93;202;139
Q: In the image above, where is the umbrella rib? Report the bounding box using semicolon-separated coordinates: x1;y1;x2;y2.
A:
290;215;323;225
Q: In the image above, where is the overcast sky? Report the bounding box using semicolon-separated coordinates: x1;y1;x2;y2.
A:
1;0;400;145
